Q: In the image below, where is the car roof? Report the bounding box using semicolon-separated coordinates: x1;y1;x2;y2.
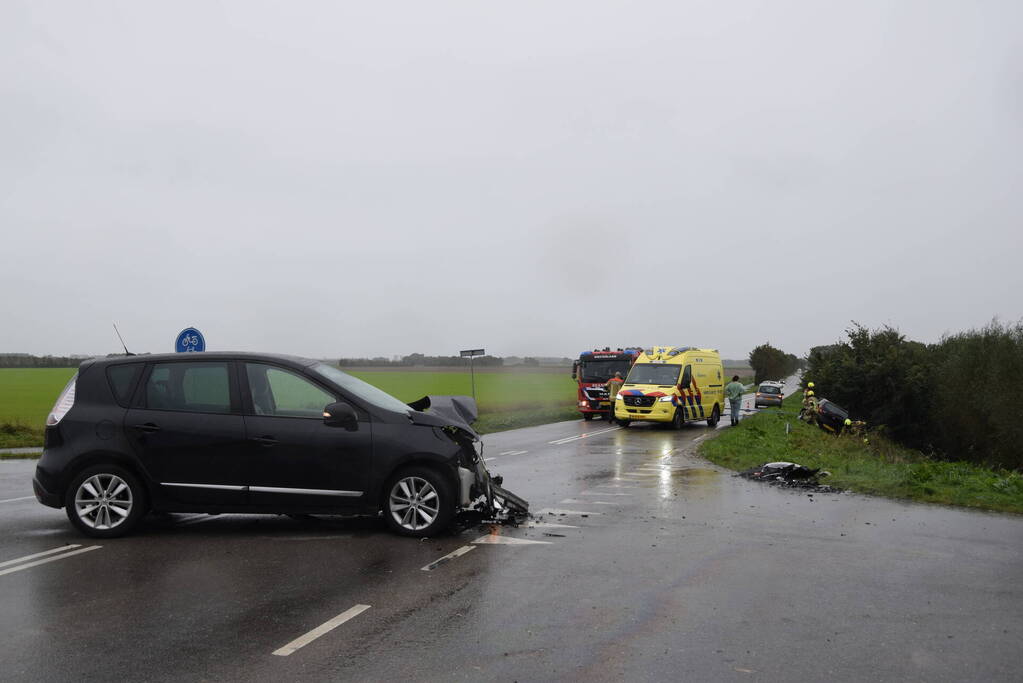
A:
80;351;319;369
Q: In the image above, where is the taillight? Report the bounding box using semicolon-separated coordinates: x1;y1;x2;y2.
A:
46;374;78;426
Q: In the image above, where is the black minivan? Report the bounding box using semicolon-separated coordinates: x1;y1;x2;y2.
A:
34;353;526;538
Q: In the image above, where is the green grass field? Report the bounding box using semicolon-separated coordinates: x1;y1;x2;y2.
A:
0;367;580;447
699;392;1023;514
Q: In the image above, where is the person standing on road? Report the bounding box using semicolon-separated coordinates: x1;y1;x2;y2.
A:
725;375;745;426
605;372;626;423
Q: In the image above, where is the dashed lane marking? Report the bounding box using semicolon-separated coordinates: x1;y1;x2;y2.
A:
471;535;551;545
0;495;35;504
272;604;371;656
0;545;101;577
0;545;81;569
421;545;475;571
548;427;620;445
526;521;579;529
536;508;603;517
498;450;528;456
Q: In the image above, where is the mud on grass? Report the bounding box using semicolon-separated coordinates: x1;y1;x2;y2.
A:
700;393;1023;514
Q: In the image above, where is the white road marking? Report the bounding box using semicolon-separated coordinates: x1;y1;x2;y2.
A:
483;458;496;462
0;495;35;504
0;545;101;577
693;435;707;443
0;545;81;569
421;545;475;571
536;508;603;516
526;521;579;529
272;604;371;657
471;535;551;545
548;427;620;445
498;450;529;456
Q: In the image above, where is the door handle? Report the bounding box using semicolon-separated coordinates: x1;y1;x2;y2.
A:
251;436;278;446
132;423;162;434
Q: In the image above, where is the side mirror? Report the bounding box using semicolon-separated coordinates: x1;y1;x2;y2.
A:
323;402;359;431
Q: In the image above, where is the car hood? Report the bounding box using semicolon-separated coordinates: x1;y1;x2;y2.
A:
406;395;480;438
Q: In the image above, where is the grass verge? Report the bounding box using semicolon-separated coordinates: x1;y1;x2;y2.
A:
475;406;581;434
0;422;44;449
699;393;1023;515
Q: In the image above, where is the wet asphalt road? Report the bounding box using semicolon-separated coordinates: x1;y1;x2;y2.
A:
1;398;1021;682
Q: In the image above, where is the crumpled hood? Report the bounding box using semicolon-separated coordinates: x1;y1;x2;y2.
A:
406;395;480;438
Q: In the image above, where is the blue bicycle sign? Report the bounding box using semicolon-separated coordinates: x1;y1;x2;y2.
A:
175;327;206;353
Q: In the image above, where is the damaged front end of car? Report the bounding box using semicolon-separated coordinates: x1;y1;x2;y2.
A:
407;395;530;525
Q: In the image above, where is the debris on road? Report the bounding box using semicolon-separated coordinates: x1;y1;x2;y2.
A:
736;461;841;493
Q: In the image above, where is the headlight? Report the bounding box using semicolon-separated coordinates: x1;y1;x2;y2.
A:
658;395;674;402
616;392;624;400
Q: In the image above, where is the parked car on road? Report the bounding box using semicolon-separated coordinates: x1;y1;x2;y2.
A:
34;352;526;538
754;382;785;408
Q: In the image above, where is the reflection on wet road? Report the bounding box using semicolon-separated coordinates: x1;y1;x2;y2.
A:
1;416;1021;682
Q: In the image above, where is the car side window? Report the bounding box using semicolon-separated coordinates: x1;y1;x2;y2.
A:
245;363;336;418
107;363;143;406
145;362;232;414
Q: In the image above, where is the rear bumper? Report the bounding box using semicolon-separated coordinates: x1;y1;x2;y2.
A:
33;470;62;508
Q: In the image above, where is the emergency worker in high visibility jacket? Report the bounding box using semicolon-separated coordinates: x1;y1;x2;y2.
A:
605;372;626;422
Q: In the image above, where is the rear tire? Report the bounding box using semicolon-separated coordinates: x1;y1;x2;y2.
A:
383;467;454;537
706;404;720;427
64;464;147;539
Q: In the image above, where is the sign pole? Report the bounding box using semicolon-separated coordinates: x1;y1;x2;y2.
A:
459;349;485;401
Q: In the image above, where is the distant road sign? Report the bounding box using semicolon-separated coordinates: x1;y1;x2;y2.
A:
175;327;206;353
460;349;485;358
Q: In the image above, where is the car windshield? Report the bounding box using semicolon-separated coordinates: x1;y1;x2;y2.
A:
312;363;412;414
759;385;781;394
625;363;680;386
579;360;633;383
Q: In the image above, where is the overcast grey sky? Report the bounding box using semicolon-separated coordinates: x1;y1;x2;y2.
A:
2;1;1020;360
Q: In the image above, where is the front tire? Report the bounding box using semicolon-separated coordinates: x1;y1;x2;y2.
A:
383;467;454;537
582;412;594;421
706;404;720;427
672;408;684;430
64;464;147;538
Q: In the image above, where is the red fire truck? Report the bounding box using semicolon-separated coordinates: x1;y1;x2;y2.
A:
571;348;642;420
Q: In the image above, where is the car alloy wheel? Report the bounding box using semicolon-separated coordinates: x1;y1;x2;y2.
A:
388;476;441;532
74;473;133;531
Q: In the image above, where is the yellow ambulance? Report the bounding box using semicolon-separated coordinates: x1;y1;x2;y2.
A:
613;346;724;428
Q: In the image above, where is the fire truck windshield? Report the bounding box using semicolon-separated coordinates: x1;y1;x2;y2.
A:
579;360;633;383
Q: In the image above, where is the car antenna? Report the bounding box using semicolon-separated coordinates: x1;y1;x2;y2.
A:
112;322;134;356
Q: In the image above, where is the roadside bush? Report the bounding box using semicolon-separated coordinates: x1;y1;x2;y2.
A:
804;324;933;447
929;321;1023;470
806;320;1023;471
